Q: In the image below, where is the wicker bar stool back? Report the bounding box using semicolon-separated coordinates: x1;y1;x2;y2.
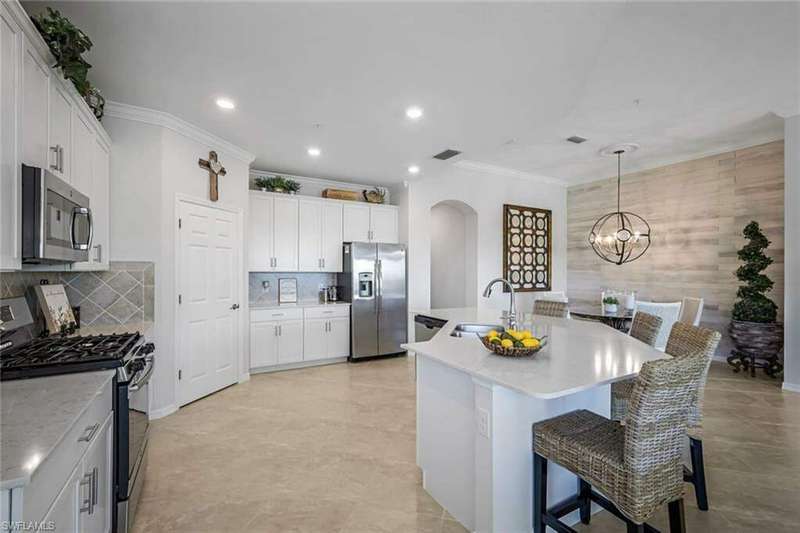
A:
532;356;711;533
610;312;663;422
532;299;569;318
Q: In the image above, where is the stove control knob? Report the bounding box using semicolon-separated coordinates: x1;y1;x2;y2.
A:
140;343;155;355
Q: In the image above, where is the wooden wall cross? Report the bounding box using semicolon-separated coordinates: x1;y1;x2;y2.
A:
198;151;227;202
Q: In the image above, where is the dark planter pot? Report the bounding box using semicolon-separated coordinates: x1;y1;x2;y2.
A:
727;319;784;377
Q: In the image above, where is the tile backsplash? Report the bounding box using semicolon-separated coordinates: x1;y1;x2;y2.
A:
249;272;337;306
0;262;155;326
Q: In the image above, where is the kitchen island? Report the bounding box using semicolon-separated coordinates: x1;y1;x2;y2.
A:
403;308;665;533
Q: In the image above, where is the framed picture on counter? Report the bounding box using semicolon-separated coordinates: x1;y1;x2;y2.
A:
278;278;298;304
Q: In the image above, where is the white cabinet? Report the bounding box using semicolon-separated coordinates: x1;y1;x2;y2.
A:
72;140;110;271
298;199;343;272
48;82;72;182
369;205;399;243
248;192;298;272
342;203;371;242
0;7;22;270
70;109;94;196
250;308;304;368
302;306;350;361
343;203;398;244
21;39;50;168
40;412;112;533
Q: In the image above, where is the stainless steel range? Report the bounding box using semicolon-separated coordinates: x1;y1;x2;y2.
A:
0;297;154;533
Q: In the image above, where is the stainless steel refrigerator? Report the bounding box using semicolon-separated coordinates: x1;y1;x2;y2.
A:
340;242;407;360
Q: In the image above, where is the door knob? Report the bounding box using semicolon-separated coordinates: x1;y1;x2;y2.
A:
230;304;240;310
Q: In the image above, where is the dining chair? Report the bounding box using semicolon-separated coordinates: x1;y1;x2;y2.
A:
533;291;568;303
611;321;722;512
678;297;704;326
532;299;569;319
533;355;711;533
611;312;663;420
633;301;682;351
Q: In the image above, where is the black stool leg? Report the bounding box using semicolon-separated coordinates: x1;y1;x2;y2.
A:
689;437;709;510
578;478;591;524
668;499;687;533
627;524;645;533
533;453;548;533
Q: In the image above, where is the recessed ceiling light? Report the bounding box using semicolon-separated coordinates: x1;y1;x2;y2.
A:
215;97;235;110
307;147;321;157
408;165;420;175
405;106;423;120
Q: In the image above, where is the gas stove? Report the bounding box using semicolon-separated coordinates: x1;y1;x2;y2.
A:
0;331;147;381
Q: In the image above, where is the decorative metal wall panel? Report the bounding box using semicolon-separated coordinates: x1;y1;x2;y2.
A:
503;204;552;292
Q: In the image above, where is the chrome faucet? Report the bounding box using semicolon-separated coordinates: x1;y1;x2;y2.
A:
482;278;517;330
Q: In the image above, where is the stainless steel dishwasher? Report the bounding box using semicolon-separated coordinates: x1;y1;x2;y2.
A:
413;314;447;342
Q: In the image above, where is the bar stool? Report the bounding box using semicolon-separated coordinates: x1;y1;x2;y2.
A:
532;355;711;533
611;322;721;511
533;299;569;318
610;311;663;420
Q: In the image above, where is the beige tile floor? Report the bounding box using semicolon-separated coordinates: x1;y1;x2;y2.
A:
133;358;800;532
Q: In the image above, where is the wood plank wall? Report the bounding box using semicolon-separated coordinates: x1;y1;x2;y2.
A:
567;140;784;357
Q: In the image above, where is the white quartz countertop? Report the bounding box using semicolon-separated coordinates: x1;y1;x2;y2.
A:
403;307;666;399
1;370;115;489
250;301;351;310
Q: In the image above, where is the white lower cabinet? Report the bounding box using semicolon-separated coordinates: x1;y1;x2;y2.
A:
250;305;350;369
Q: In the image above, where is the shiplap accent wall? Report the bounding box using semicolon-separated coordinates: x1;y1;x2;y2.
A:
567;140;785;356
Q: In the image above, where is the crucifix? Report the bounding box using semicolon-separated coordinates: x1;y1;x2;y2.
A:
198;151;227;202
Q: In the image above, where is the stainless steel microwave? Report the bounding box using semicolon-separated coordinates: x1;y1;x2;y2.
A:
22;164;92;264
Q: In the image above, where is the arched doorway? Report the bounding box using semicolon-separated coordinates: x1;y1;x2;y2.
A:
430;200;478;309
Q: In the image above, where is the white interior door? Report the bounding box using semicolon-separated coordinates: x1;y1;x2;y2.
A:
178;199;241;406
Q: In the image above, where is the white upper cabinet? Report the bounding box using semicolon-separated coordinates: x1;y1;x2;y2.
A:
342;203;371;242
298;199;323;271
1;4;22;270
248;192;298;272
273;196;299;271
48;82;72;182
298;199;344;272
74;139;109;271
369;205;399;244
21;39;49;168
248;193;274;271
321;202;343;271
70;109;94;196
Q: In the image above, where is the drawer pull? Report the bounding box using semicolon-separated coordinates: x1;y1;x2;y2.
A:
79;472;93;513
78;423;100;443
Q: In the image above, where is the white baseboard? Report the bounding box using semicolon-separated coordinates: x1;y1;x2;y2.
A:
149;404;178;420
238;372;250;383
782;382;800;394
250;357;347;375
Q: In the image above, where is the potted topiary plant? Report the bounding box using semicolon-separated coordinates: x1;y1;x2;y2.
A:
254;176;301;194
727;221;783;377
602;296;619;314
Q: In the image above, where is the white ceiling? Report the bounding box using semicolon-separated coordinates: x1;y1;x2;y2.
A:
26;1;799;186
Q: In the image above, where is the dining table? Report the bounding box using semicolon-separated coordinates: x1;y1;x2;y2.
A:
569;305;635;331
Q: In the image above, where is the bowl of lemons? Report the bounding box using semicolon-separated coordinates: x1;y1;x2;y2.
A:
480;328;547;358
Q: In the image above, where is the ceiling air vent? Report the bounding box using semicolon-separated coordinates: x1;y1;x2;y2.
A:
433;149;462;160
567;136;588;144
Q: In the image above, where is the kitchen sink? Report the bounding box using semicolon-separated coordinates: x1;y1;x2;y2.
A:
450;323;505;338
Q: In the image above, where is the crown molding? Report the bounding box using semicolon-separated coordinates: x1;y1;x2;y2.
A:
453;160;567;186
104;101;255;164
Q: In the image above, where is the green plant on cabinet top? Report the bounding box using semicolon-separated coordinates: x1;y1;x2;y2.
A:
254;176;301;194
31;7;94;96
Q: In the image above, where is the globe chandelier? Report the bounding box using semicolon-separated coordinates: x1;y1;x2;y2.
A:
588;144;651;265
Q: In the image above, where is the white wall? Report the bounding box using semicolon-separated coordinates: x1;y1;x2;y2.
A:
430;201;478;309
404;165;567;315
105;114;253;417
784;114;800;392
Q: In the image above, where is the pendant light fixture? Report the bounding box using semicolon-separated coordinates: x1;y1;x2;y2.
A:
588;144;651;265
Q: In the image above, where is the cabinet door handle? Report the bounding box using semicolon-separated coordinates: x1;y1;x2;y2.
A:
58;145;65;173
322;258;325;269
78;423;100;442
91;466;99;511
49;145;60;170
274;325;278;337
79;472;93;513
278;324;282;336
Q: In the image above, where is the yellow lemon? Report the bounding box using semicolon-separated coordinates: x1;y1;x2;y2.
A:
521;330;533;340
488;330;500;338
508;330;522;341
522;338;540;348
500;339;514;348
